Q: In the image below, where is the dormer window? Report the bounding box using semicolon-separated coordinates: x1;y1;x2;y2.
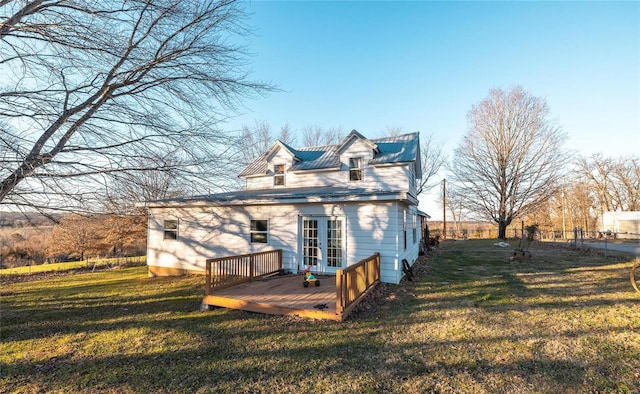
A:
274;164;285;186
349;157;362;181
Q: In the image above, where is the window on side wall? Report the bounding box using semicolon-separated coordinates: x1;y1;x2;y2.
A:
403;210;407;250
274;164;285;186
413;215;417;244
349;157;362;181
250;220;268;243
164;219;178;240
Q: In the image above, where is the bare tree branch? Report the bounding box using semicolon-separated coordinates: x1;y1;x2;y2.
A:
0;0;272;212
450;86;570;239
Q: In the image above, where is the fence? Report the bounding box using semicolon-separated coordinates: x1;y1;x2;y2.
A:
430;228;640;241
0;255;147;275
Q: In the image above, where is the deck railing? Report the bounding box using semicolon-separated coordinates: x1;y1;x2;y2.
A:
336;252;380;316
205;249;283;295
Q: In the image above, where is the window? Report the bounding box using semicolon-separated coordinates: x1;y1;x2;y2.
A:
413;215;417;244
349;157;362;181
164;219;178;240
273;164;285;186
250;220;268;243
403;210;407;250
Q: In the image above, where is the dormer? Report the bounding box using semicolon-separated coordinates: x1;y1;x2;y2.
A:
265;140;299;187
238;130;421;193
265;140;300;164
337;130;380;183
336;130;380;156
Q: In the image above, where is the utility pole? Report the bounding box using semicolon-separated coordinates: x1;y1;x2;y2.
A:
442;178;446;240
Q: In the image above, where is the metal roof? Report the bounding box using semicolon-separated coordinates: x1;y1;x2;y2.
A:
144;186;414;207
369;132;420;165
238;131;420;177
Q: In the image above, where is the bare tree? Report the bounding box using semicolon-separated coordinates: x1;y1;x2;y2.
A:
48;214;100;260
441;184;469;235
378;127;446;196
0;0;270;211
301;125;344;147
382;126;403;137
578;154;640;212
417;133;446;195
240;121;274;166
239;121;296;166
450;87;569;239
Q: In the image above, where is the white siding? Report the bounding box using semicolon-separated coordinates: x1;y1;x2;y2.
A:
147;200;419;284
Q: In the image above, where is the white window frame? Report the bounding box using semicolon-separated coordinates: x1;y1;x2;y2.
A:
273;164;285;186
349;157;363;182
163;219;178;240
250;219;269;244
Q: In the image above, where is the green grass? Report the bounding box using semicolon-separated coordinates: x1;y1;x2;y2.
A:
1;241;639;393
0;256;146;275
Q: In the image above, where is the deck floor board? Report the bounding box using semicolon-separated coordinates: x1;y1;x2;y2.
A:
205;274;340;319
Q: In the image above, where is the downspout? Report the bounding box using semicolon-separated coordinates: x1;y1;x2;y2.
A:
395;201;400;282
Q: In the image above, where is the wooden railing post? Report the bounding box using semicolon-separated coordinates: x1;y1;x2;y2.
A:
205;260;211;296
336;269;344;315
249;254;255;280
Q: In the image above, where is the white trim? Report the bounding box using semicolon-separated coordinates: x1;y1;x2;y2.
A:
273;163;286;187
266;140;299;162
289;166;340;174
249;219;269;244
145;191;416;208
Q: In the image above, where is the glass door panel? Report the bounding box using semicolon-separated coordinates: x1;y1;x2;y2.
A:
326;219;343;268
302;219;318;267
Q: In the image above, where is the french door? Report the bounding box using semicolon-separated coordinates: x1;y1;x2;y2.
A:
301;216;345;274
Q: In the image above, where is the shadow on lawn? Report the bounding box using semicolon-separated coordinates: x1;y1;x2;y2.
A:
408;242;638;311
1;317;595;393
2;243;638;393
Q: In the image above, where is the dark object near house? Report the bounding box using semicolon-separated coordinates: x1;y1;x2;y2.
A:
402;259;414;281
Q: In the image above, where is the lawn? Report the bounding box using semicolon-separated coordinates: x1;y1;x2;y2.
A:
0;256;146;275
1;240;638;393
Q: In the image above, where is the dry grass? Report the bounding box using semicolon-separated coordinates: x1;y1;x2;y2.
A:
1;240;638;393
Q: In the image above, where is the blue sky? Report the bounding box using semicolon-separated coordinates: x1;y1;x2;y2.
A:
229;1;639;218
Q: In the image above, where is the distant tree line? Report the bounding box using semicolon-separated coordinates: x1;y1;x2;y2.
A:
0;214;146;268
443;153;639;239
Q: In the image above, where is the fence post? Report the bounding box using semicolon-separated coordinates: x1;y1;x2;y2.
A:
205;260;211;296
249;254;254;280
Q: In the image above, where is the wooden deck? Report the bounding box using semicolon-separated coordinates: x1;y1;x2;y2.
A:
202;273;343;321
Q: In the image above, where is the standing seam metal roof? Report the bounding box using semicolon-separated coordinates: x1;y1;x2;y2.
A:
238;131;419;177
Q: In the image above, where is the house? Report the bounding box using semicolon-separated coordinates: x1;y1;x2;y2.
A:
144;130;424;284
